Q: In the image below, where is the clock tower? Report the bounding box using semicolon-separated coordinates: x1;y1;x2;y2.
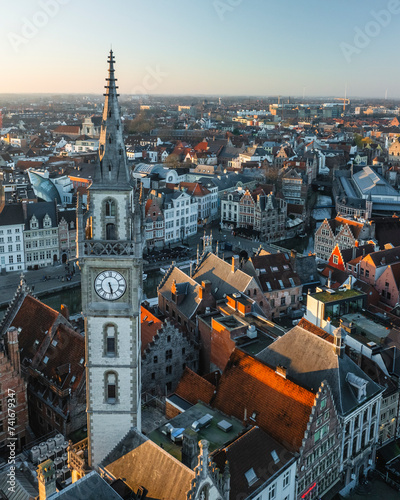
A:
77;50;143;468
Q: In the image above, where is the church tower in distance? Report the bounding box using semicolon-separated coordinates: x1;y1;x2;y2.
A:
77;50;143;468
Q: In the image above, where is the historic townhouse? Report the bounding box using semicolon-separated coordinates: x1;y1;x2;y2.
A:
141;305;199;397
150;189;198;244
220;188;243;227
257;320;384;496
23;201;60;269
242;251;302;318
314;216;375;261
144;198;165;249
211;348;342;500
0;204;25;273
238;188;256;229
179;181;217;224
358;246;400;287
0;280;86;439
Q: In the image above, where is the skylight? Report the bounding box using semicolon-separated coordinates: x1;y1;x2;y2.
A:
271;450;280;464
245;468;258;486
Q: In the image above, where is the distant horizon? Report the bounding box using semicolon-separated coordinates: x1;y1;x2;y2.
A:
0;93;399;101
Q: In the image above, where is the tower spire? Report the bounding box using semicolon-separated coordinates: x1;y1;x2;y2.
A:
92;50;132;189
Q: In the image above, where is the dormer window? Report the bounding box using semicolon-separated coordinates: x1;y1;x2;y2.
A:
30;216;38;230
346;372;368;401
43;215;51;228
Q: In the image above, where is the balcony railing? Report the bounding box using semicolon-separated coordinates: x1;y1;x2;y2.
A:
83;240;135;256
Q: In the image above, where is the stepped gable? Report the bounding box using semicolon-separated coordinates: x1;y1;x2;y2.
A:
211;349;315;452
141;305;163;356
0;274;34;333
174;367;216;405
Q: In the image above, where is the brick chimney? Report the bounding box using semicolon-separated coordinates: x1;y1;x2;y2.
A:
201;280;212;296
60;304;70;320
231;256;235;273
7;327;20;374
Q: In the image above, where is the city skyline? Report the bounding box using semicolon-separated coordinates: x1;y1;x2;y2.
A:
1;0;400;97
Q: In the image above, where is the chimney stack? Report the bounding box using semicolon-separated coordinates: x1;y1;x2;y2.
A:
231;256;235;273
333;321;345;358
6;327;20;374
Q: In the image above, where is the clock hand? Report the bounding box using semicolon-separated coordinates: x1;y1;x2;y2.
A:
108;282;113;294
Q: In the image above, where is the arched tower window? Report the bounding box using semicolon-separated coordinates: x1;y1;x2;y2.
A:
103;198;118;240
105;199;116;217
104;324;117;357
105;371;118;404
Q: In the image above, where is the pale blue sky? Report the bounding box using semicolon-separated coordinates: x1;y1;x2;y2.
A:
1;0;399;97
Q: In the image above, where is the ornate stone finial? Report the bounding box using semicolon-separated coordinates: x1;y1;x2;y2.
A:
19;272;26;289
198;440;209;480
223;460;230;498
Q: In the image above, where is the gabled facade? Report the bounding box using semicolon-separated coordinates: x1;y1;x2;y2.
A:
210;348;341;499
144;198;165;249
257;322;384;496
314;216;375;261
141;306;199;397
23;201;59;270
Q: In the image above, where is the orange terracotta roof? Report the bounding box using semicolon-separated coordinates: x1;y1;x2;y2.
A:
11;295;85;394
194;141;208;152
335;216;363;228
174;367;215;405
180;182;210;197
297;318;334;344
141;306;163;356
211;349;315;452
54;125;80;134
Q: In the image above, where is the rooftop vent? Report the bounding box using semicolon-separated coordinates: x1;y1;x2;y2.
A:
247;325;257;339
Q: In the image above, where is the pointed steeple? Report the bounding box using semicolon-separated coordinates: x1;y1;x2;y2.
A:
92;50;132;190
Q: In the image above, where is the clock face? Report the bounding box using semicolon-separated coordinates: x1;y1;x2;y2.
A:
95;270;126;301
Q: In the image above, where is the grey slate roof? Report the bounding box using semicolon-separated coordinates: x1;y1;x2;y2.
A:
158;266;203;319
192;253;252;299
0;204;24;226
24;201;57;230
51;471;123;499
256;325;383;416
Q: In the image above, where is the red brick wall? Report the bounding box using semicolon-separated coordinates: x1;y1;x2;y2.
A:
197;317;211;374
210;328;236;372
0;352;29;455
165;401;182;420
